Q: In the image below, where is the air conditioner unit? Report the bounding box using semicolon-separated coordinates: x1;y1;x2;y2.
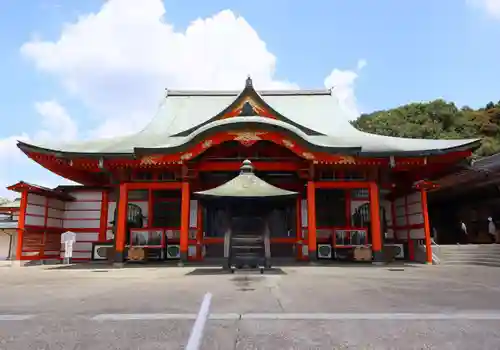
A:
317;243;332;259
92;244;112;260
166;244;181;259
385;243;405;259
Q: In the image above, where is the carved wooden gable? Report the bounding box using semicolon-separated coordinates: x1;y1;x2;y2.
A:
220;95;277;120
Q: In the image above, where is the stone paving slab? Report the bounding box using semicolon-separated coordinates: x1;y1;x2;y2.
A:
1;317;500;349
1;265;500;349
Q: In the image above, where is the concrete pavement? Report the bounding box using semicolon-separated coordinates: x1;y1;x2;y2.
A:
1;264;500;349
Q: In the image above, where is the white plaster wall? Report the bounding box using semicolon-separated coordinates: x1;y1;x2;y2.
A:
0;231;15;260
75;232;99;242
63;191;103;230
409;227;425;239
24;214;44;226
66;201;101;211
27;193;45;206
26;204;44;216
49;198;65;210
24;193;45;226
63;219;100;229
71;191;103;201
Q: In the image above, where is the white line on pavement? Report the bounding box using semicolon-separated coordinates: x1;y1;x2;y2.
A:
90;312;500;321
186;293;212;350
92;313;240;321
92;313;199;321
241;313;500;320
0;315;35;321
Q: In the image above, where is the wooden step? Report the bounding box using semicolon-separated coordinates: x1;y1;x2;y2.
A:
231;245;263;250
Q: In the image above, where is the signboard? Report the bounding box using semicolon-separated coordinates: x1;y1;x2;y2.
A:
61;231;76;264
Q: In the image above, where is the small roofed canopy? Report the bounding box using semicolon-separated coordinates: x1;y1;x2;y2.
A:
7;181;75;201
195;160;297;198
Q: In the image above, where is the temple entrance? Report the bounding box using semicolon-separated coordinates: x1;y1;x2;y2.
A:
202;198;296;260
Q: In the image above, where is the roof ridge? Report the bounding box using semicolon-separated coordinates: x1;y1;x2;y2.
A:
165;89;331;97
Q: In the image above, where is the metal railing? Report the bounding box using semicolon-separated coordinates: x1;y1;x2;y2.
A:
416;238;441;264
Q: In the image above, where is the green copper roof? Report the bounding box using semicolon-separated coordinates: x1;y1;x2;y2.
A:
17;79;480;157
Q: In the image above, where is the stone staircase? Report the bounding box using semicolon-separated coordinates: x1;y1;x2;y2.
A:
436;244;500;267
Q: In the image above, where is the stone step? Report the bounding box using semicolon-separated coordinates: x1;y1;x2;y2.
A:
232;238;263;243
439;249;500;253
440;256;500;264
440;260;500;267
440;252;500;259
231;245;263;250
438;245;500;250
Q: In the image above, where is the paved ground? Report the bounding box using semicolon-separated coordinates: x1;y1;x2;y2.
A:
1;264;500;349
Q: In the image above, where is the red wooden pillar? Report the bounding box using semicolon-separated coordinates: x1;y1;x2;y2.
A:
15;190;28;261
369;182;383;264
180;182;190;262
307;181;317;261
296;196;303;260
114;183;128;264
421;188;433;264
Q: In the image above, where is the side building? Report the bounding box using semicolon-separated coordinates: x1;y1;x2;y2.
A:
0;198;21;262
8;78;480;265
429;152;500;244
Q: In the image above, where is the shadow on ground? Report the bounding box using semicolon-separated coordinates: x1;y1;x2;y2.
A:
39;259;418;271
185;267;287;276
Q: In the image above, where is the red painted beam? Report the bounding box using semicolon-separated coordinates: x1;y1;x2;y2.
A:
196;161;303;172
315;181;371;189
126;182;182;190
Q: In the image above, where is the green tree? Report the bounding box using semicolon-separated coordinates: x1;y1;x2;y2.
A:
351;99;500;157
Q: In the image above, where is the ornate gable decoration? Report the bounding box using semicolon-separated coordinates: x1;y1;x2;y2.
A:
220;77;277;120
221;97;277;120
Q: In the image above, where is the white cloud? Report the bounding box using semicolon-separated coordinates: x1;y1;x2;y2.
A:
34;100;78;143
324;59;367;121
2;0;366;196
20;0;299;138
357;59;367;70
0;101;78;198
0;100;77;162
0;134;29;162
21;0;365;132
467;0;500;19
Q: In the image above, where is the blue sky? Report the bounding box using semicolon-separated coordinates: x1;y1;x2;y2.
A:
0;0;499;198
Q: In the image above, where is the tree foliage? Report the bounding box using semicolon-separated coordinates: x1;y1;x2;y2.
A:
351;100;500;157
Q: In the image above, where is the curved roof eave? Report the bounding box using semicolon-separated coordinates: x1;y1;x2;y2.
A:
356;138;481;157
17;140;134;159
17;134;481;160
133;117;363;156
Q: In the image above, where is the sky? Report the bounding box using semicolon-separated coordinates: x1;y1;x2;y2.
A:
0;0;499;199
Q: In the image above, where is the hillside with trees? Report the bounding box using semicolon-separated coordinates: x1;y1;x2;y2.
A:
351;100;500;157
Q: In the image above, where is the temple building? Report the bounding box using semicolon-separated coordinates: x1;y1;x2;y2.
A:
8;77;480;266
0;198;20;262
